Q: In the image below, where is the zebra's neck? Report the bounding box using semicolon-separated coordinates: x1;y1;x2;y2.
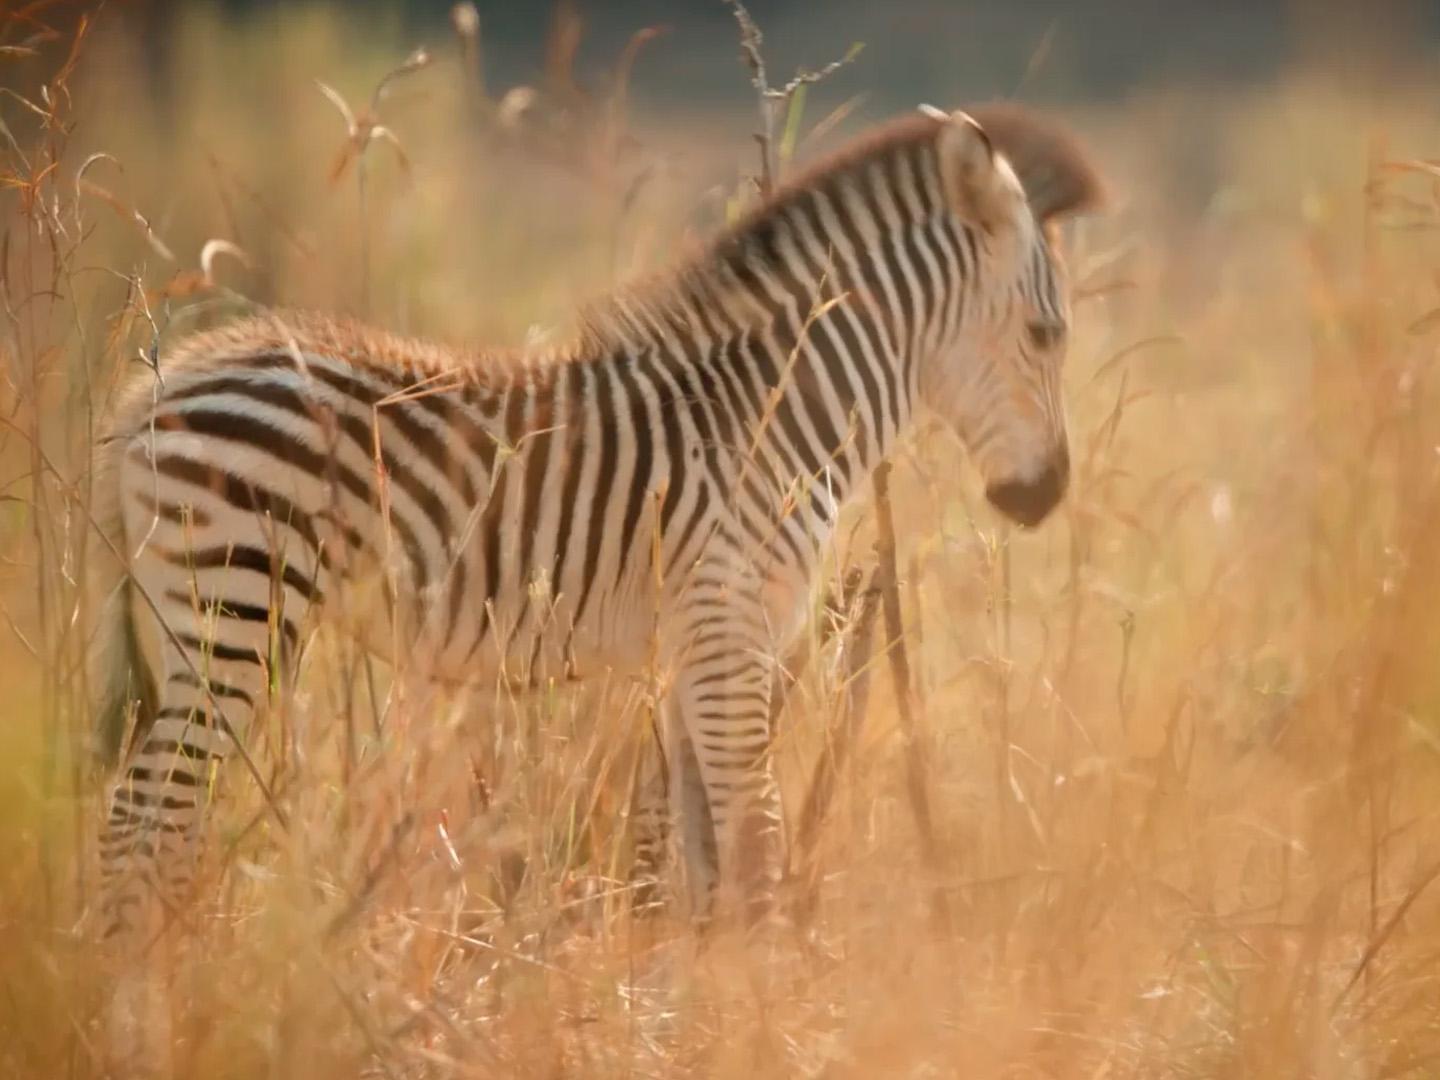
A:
574;144;955;527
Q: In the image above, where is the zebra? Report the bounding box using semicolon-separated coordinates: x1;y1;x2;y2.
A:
90;103;1102;938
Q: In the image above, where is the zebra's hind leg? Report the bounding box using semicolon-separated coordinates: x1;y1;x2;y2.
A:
100;615;271;942
99;584;277;1073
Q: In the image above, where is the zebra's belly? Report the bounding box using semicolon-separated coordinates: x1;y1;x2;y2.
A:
416;544;820;690
416;558;661;687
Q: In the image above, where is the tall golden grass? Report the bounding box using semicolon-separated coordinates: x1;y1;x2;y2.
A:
4;4;1440;1076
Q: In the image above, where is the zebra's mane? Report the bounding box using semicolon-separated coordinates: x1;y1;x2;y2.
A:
575;112;944;351
160;121;936;395
576;104;1102;352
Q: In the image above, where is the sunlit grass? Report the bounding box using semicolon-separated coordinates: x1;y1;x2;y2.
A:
3;4;1440;1077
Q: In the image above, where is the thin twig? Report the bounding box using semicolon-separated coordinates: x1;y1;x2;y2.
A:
721;0;775;195
792;568;881;913
721;0;861;199
768;565;867;729
1333;858;1440;1012
873;460;949;930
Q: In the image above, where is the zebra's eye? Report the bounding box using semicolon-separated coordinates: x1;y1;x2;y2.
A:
1026;320;1065;351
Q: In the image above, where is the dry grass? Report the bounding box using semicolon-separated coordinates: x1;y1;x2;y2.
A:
4;5;1440;1077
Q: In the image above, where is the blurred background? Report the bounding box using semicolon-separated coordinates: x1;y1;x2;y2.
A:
114;0;1440;108
5;2;1440;1077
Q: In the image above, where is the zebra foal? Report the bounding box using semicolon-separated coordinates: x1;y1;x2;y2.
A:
91;104;1102;937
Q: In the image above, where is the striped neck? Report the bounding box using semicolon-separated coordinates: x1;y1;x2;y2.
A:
575;122;956;514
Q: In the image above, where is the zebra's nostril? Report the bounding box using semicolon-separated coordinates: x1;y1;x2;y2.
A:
985;455;1068;528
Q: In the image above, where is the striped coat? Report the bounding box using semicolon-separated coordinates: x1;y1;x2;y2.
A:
93;104;1102;934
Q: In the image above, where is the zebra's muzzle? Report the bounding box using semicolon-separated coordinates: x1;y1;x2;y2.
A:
985;447;1069;528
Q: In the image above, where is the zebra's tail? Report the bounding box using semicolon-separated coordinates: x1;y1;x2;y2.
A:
87;431;155;770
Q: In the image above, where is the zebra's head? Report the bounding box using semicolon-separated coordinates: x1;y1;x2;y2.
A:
920;105;1103;528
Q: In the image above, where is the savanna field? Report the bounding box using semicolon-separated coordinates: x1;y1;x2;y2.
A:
4;3;1440;1076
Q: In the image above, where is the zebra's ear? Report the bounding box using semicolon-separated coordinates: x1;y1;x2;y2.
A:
935;110;1025;232
964;103;1106;223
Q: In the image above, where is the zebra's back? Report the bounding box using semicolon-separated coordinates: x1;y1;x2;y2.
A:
108;311;673;692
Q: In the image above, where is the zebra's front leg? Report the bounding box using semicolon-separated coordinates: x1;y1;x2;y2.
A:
625;706;717;918
668;641;784;925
